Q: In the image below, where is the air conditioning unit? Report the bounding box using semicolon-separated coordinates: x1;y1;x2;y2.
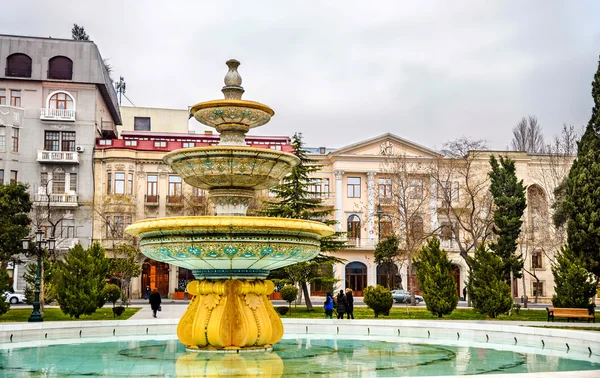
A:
76;146;84;153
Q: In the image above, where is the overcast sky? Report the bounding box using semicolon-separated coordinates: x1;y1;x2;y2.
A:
2;1;599;150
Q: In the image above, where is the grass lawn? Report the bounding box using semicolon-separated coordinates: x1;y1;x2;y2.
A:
0;307;140;322
277;305;595;322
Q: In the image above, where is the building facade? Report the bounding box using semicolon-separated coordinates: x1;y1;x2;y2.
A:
0;34;121;291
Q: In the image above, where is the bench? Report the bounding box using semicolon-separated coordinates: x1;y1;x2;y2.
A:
547;307;595;323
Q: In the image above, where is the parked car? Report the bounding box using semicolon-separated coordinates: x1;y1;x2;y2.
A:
391;289;424;304
3;291;26;304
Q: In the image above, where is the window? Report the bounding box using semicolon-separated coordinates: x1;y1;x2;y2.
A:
323;178;330;198
114;173;125;194
0;127;5;150
40;172;48;189
6;53;32;77
134;117;151;131
380;216;393;238
0;89;6;105
347;215;361;240
69;173;77;192
10;90;21;107
378;178;392;198
108;215;132;239
440;223;453;241
124;140;138;147
410;179;424;199
409;216;424;241
532;281;544;297
61;132;75;151
99;139;112;146
127;173;134;195
309;179;321;198
154;141;166;148
49;92;74;110
147;175;158;197
347;177;361;198
182;142;195;148
192;187;204;198
440;181;458;206
531;251;543;269
107;173;112;194
48;56;73;80
10;170;17;184
0;170;3;185
168;176;182;197
270;145;282;151
45;131;60;151
53;172;66;193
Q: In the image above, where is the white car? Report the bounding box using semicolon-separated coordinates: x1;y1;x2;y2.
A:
4;292;26;304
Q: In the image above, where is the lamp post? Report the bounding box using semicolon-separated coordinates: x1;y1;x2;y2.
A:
22;230;55;323
376;203;385;242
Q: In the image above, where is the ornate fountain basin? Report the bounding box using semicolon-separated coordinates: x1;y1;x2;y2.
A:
163;146;299;190
125;216;334;279
190;99;274;129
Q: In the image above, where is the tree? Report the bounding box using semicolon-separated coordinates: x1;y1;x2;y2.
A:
0;270;11;315
0;183;32;267
55;243;110;318
71;24;89;41
551;246;596;311
280;285;298;312
558;54;600;279
374;236;400;290
413;237;458;318
467;244;512;318
261;133;346;311
363;285;393;318
24;256;57;305
511;116;545;153
110;243;142;305
488;156;527;283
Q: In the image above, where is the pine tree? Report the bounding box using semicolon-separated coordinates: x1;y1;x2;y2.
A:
413;237;458;317
261;133;346;310
24;257;56;305
71;24;89;40
467;244;512;318
551;246;596;311
488;156;527;282
56;243;110;318
559;54;600;278
0;183;32;265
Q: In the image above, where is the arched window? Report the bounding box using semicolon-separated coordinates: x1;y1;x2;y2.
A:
48;56;73;80
377;262;399;289
345;262;367;295
347;215;361;240
6;53;32;77
47;92;75;111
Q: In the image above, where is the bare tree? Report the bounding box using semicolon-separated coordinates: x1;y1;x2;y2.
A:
511;116;545;153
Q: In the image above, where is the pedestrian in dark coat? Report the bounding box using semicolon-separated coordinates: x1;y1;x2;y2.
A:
336;290;347;319
149;289;162;318
345;288;354;319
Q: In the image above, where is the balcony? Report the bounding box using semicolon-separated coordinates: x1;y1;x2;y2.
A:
345;237;378;249
37;150;79;164
40;108;75;122
440;239;459;251
145;195;159;206
166;196;183;206
33;194;78;207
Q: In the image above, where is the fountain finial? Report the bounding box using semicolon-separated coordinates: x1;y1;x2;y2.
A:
222;59;245;99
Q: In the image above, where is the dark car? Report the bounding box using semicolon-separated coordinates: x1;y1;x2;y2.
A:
391;289;424;304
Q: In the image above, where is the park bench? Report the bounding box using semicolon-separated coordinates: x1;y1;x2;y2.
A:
546;307;595;323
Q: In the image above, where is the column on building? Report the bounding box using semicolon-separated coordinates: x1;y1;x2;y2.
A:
429;178;438;233
368;260;377;288
169;264;178;298
366;171;376;243
334;170;344;232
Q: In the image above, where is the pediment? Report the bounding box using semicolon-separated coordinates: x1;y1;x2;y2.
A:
330;133;441;158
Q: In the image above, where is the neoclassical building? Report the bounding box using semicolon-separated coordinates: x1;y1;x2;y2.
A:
306;133;572;303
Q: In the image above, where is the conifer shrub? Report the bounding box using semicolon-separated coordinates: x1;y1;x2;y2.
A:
363;285;393;318
103;284;121;307
0;270;11;315
467;244;512;318
551;246;597;312
414;237;458;318
280;285;298;312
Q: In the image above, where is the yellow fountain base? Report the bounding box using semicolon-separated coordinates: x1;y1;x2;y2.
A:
177;279;283;353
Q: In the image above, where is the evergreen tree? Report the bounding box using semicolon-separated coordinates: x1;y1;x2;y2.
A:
551;246;596;311
0;270;11;315
374;236;401;290
467;244;512;318
71;24;89;40
56;243;110;318
488;156;527;282
413;237;458;318
262;133;346;310
558;54;600;278
24;256;56;305
0;183;32;265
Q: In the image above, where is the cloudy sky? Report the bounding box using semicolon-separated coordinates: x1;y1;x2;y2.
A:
2;1;599;150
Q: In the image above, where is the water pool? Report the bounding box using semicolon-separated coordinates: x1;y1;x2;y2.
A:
1;334;598;377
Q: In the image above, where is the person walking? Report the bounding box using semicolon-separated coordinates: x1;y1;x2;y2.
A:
324;292;334;319
145;285;150;300
336;290;347;319
345;288;354;319
149;288;162;318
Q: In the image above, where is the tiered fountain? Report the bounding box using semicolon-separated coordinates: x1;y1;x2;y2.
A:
125;60;333;353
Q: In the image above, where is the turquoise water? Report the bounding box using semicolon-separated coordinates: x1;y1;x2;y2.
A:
0;336;598;377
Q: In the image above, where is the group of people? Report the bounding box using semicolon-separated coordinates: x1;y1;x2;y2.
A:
324;288;354;319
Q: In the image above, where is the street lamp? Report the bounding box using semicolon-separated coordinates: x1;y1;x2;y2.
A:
21;230;55;322
376;203;385;242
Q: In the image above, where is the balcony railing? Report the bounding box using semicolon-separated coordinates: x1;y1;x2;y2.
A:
440;239;459;251
145;194;159;205
5;67;32;78
37;150;79;164
40;108;75;122
33;194;78;207
166;196;183;205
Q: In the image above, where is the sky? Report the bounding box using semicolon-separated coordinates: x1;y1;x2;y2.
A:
2;1;599;150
